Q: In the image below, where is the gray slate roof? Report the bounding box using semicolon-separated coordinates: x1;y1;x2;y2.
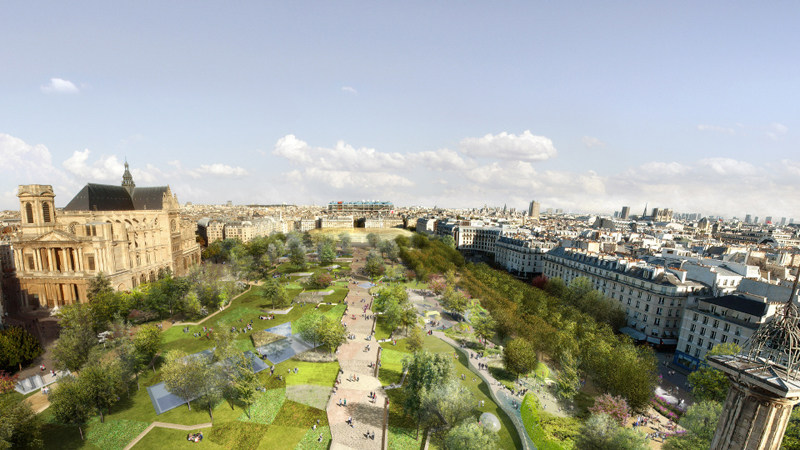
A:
63;183;169;211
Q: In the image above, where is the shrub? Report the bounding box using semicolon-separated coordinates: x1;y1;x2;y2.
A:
308;272;333;289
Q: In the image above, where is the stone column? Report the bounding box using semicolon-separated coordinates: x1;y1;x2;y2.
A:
711;381;800;450
77;248;84;272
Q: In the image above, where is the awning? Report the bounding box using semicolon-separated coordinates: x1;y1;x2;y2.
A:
662;339;678;345
619;327;647;341
647;336;661;345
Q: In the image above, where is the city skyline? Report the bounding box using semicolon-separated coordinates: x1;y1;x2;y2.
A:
2;2;800;217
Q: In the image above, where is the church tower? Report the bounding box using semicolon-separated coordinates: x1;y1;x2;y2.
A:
18;185;56;237
122;161;135;195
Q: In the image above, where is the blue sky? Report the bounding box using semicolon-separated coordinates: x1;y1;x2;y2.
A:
1;1;799;219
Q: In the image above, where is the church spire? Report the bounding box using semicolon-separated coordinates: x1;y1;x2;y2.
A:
122;160;135;195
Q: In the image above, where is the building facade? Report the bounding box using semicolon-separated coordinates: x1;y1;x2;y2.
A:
10;165;201;310
542;247;707;342
673;293;778;371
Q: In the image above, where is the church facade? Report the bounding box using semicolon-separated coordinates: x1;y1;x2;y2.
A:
11;163;201;309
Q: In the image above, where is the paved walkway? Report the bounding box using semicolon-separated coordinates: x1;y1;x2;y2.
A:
327;248;387;450
122;421;213;450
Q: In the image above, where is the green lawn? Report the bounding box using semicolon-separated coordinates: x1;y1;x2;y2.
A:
378;348;407;386
273;360;340;387
132;426;222;450
374;316;395;340
388;426;426;450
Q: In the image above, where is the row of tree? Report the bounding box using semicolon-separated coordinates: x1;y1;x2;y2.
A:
397;232;659;411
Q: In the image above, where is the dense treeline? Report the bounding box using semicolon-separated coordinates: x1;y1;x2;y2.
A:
397;233;658;411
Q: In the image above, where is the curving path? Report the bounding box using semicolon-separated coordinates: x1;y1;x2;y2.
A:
122;421;213;450
327;248;388;450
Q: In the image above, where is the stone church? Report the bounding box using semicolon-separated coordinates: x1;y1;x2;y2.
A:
11;163;201;309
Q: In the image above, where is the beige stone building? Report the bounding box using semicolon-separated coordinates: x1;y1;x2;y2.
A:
11;163;201;309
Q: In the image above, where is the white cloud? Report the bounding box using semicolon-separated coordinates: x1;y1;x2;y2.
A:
195;164;249;177
582;136;605;148
696;158;757;176
408;148;475;171
766;123;788;140
341;86;358;95
40;78;79;94
697;124;735;135
63;150;124;181
0;133;54;171
459;130;557;161
273;135;407;172
295;168;413;189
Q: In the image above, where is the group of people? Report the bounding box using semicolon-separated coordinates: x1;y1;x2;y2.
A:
186;432;203;443
258;314;275;320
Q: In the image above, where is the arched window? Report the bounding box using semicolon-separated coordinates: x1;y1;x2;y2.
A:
25;203;34;223
42;203;51;223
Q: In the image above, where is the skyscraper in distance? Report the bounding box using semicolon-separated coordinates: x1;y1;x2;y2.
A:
620;206;630;219
528;200;540;220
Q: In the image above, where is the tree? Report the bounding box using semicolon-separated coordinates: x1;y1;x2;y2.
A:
373;284;409;313
471;310;495;345
0;394;42;449
162;350;205;410
51;306;96;372
402;351;454;438
556;350;581;401
663;401;722;450
364;249;385;279
394;235;410;248
419;378;475;429
378;240;400;262
0;371;17;394
575;413;648;450
411;233;430;249
318;241;336;266
338;232;352;255
308;271;333;289
49;376;92;440
429;275;447;295
260;279;291;310
366;233;380;248
0;326;43;372
688;342;741;403
295;309;325;351
232;357;260;419
319;317;347;353
195;363;223;422
287;235;307;268
441;235;456;249
589;394;631;426
87;272;113;302
407;324;424;353
444;418;498;450
503;338;537;380
133;324;162;373
79;359;124;422
441;287;468;319
266;241;284;267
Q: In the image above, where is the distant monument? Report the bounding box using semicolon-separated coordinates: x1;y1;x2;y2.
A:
707;275;800;449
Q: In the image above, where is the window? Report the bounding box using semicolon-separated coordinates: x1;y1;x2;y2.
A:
643;315;649;323
627;298;632;305
25;203;33;223
724;323;731;332
703;317;709;325
688;334;694;343
710;331;717;340
658;298;665;305
694;348;701;358
700;327;706;336
733;338;739;345
685;344;692;353
668;309;673;317
707;342;714;350
656;307;663;315
87;255;95;271
693;313;699;321
27;255;35;270
42;203;51;222
735;327;741;336
645;305;650;312
690;324;696;332
713;319;719;328
636;301;641;308
634;312;640;319
654;318;661;326
721;335;728;343
698;338;704;347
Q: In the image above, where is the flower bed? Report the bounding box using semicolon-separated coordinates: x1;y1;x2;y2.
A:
651;395;685;421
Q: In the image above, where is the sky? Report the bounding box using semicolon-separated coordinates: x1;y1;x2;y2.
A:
1;1;799;219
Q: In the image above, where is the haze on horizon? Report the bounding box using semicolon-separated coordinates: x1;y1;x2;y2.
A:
1;1;799;219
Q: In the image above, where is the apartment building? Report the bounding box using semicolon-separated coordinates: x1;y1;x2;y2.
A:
673;293;778;370
542;247;707;342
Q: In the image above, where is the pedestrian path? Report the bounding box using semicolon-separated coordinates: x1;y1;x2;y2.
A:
433;331;535;450
326;248;387;450
122;421;213;450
